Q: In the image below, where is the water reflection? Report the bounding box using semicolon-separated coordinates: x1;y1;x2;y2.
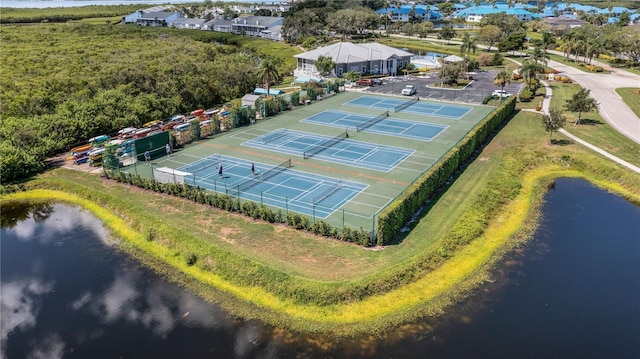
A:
1;178;639;358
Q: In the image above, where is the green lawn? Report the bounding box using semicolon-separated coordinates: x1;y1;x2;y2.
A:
616;87;640;118
546;52;611;74
548;82;640;167
516;85;546;110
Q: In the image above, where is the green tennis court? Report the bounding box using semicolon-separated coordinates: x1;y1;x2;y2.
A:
136;91;494;231
179;154;367;219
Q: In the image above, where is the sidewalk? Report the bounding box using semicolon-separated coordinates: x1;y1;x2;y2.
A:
536;80;640;174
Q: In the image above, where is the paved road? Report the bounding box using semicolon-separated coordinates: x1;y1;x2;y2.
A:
535;80;640;174
546;55;640;144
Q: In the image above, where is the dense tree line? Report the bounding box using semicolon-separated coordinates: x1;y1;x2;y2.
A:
0;24;295;182
282;0;385;43
0;5;141;23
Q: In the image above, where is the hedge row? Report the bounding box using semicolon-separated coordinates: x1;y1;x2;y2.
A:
376;97;516;245
104;171;374;246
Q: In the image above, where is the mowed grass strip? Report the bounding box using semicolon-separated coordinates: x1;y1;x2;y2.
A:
616;87;640;118
548;82;640;167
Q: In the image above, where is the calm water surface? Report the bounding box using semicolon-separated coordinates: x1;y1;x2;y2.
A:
1;178;639;358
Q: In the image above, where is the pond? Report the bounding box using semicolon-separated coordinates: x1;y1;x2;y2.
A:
1;178;639;358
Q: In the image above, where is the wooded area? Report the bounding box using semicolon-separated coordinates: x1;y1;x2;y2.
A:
0;23;298;181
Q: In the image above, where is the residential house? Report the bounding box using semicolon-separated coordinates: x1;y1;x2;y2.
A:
376;5;443;22
231;16;283;39
453;5;539;23
122;6;175;24
541;15;588;35
130;11;182;27
294;42;413;80
171;18;206;30
204;19;233;32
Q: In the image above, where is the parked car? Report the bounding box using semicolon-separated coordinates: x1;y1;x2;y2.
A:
356;78;373;86
492;90;512;98
401;85;416;96
372;78;384;85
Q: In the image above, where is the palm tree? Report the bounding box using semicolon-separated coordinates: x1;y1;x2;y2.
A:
459;32;477;59
532;46;549;66
519;59;543;91
493;70;511;101
257;57;280;99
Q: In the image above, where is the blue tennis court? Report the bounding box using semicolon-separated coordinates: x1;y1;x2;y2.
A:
345;95;471;119
301;110;447;141
178;154;367;219
243;129;414;172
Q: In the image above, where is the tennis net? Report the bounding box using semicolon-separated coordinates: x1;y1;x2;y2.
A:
231;159;292;196
262;129;287;144
191;158;219;173
394;96;419;112
303;131;349;159
356;110;388;132
314;180;343;205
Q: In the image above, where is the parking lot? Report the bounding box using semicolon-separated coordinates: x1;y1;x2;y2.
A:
353;69;524;104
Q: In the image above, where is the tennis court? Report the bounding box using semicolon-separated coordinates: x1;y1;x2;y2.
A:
300;110;448;141
345;95;471;119
138;91;495;232
243;129;415;172
179;154;367;219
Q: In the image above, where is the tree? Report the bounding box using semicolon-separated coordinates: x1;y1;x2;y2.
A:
438;62;464;85
498;32;526;54
564;88;598;125
616;11;631;27
531;46;549;66
438;2;454;17
439;24;456;44
282;9;323;43
459;32;477;59
540;32;556;60
519;59;543;91
315;55;335;77
257;57;281;99
480;13;524;36
542;108;567;144
414;21;434;38
327;7;378;39
477;24;502;51
493;70;511;101
343;71;360;82
615;27;640;62
408;4;419;25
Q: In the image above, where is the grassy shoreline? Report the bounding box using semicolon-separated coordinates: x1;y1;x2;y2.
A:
3;111;639;336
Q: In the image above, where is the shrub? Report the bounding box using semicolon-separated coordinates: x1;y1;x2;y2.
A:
519;90;533;102
185;253;198;266
376;98;516;244
482;95;494;104
492;52;504;66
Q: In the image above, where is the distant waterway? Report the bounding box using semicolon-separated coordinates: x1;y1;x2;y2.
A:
1;177;639;358
1;0;284;9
